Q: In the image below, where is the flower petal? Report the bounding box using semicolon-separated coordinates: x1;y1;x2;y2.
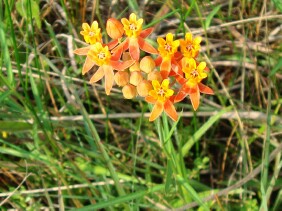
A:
198;83;214;95
174;91;187;103
190;87;200;111
138;37;158;54
90;66;104;83
140;27;154;38
164;100;178;121
149;101;164;121
82;56;95;75
110;60;135;71
145;95;157;104
160;59;171;78
74;46;91;55
129;38;140;61
103;65;114;95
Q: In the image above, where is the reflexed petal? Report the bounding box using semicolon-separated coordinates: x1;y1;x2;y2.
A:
140;27;154;38
160;59;171;78
145;95;157;104
110;60;135;71
103;65;114;95
82;56;95;75
190;88;200;111
73;46;91;55
107;39;119;50
129;38;140;60
174;91;187;103
90;66;104;83
164;100;178;121
198;83;214;95
138;37;158;54
149;101;164;121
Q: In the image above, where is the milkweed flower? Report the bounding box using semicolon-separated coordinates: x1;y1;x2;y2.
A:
157;33;180;78
145;79;178;121
80;21;102;44
86;42;135;95
180;32;201;58
112;13;158;61
175;58;214;110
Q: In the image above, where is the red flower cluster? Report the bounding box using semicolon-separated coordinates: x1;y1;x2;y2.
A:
74;13;214;121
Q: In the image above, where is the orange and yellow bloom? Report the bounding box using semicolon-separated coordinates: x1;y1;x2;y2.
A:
180;32;201;58
145;79;178;121
157;33;180;78
74;14;214;121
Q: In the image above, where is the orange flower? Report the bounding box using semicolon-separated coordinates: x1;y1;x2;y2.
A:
180;33;201;58
112;13;158;61
174;58;214;110
80;22;102;45
145;79;178;121
83;42;135;95
157;33;180;78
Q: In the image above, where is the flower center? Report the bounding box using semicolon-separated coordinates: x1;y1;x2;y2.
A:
129;23;137;31
98;52;106;60
158;88;166;97
164;44;172;52
190;69;199;78
186;43;193;51
89;31;95;37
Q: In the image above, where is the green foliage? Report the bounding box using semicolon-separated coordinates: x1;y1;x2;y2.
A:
15;0;41;29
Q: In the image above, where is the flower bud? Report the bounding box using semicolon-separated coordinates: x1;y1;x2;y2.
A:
137;80;153;97
140;56;155;73
106;18;124;39
130;71;143;86
129;61;140;72
114;71;129;87
122;84;137;99
147;70;163;83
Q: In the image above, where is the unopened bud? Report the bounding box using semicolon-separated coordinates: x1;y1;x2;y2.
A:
130;71;143;86
114;71;129;87
137;80;153;97
147;70;163;83
106;18;124;39
140;56;155;73
129;61;140;72
122;84;137;99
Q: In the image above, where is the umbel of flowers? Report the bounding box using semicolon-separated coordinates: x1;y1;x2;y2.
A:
74;13;214;122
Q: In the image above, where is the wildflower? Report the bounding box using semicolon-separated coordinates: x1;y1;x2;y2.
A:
180;32;201;58
80;21;102;45
145;79;178;121
175;58;214;110
113;13;158;61
137;80;152;97
140;56;155;73
157;33;180;78
86;42;135;95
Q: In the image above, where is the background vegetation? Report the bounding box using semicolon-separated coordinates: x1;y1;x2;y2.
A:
1;0;282;210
